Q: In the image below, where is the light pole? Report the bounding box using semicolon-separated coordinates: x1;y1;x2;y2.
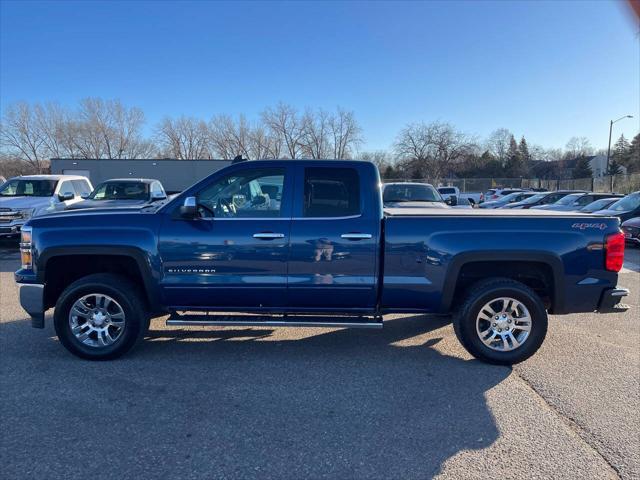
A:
606;115;634;174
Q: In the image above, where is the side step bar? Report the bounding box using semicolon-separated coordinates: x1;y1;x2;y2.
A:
166;313;383;329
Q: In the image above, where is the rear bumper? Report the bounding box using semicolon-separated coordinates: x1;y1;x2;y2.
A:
18;283;45;328
597;288;630;313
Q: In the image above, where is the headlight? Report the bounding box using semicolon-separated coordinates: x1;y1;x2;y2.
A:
20;226;33;270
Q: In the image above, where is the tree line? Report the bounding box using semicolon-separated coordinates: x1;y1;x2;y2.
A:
1;98;638;181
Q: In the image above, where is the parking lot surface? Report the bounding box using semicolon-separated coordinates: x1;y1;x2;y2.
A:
1;242;638;479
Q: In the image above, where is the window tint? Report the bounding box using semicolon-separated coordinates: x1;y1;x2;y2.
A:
304;167;360;217
72;180;92;196
197;168;285;218
438;187;456;194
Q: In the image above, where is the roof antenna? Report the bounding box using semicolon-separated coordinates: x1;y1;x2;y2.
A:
232;155;246;163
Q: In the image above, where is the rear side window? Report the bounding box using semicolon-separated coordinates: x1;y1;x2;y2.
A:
438;187;456;194
304;167;360;218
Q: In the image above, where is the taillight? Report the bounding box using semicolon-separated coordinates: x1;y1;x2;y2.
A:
605;231;625;272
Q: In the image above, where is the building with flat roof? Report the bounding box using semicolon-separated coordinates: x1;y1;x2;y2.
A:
50;158;232;193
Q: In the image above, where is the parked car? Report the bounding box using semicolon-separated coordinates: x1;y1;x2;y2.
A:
437;186;483;206
503;190;586;209
594;191;640;223
383;183;448;209
580;197;624;214
621;217;640;247
452;196;474;209
479;191;538;209
0;175;92;237
15;160;628;365
531;193;622;212
483;188;527;202
67;178;167;210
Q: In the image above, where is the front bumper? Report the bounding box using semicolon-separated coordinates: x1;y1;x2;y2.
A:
597;288;630;313
0;224;22;237
18;283;45;328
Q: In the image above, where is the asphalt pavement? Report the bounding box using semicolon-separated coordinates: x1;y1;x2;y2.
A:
1;243;638;479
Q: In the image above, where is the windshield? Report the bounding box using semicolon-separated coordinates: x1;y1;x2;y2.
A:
581;198;616;212
0;179;58;197
555;193;582;206
89;182;149;201
520;193;546;204
384;184;442;203
500;192;528;202
607;193;640;212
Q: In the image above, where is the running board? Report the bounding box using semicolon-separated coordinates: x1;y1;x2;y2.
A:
166;313;383;329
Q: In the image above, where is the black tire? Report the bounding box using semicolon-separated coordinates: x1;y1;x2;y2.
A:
53;273;148;360
453;277;548;365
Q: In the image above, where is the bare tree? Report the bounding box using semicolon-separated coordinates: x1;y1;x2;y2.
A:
394;121;473;181
301;108;331;159
564;136;593;159
74;98;147;159
0;102;47;172
155;116;210;159
261;103;305;159
330;108;362;159
485;128;513;165
360;150;391;170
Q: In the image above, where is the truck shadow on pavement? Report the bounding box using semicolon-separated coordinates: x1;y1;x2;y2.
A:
128;314;511;478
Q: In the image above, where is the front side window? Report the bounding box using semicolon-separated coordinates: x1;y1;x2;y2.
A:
304;167;360;217
0;179;57;197
72;180;92;196
197;168;285;218
90;182;150;201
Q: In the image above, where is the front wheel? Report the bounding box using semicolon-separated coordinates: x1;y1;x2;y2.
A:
54;273;148;360
453;278;548;365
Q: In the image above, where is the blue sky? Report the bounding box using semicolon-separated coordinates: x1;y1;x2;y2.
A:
1;0;638;152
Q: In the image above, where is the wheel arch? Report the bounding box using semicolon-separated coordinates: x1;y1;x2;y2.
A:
440;251;565;314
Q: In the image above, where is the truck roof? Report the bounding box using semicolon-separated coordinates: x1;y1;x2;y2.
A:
10;174;88;181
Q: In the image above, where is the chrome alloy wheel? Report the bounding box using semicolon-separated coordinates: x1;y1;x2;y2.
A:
68;294;126;348
475;297;532;352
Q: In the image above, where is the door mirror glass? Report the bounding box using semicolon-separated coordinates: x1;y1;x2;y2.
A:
58;191;75;201
180;196;198;218
151;190;167;200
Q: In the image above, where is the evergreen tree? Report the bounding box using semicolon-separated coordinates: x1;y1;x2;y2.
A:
383;165;396;179
518;136;531;176
627;133;640;173
612;134;632;170
572;156;593;179
504;135;524;176
606;160;623;176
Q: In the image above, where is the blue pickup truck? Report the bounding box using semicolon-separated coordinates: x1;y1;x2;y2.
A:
15;160;629;364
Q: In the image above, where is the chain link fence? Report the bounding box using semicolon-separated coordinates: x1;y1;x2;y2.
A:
383;173;640;195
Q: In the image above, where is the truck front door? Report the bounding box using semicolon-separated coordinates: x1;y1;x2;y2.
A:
158;165;293;310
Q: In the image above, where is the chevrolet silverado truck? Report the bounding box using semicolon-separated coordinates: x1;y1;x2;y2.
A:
15;160;629;364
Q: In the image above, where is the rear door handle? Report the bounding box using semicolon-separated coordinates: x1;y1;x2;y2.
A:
253;232;285;240
341;233;373;240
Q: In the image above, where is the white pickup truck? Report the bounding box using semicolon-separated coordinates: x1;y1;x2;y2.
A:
0;175;92;237
437;186;484;206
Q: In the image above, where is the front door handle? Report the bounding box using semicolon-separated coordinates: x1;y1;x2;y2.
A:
341;233;372;240
253;232;285;240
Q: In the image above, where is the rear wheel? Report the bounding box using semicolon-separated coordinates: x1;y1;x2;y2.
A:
54;273;148;360
453;278;548;365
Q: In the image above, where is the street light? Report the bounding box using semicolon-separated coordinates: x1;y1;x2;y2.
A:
606;115;634;173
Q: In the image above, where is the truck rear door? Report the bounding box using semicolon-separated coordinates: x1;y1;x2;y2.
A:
287;163;381;311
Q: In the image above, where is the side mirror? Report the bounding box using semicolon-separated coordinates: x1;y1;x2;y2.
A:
58;192;75;202
180;196;198;218
80;193;90;199
446;196;458;206
151;190;167;201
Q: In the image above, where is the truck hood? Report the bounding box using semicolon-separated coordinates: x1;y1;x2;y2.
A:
0;196;53;210
66;199;148;210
